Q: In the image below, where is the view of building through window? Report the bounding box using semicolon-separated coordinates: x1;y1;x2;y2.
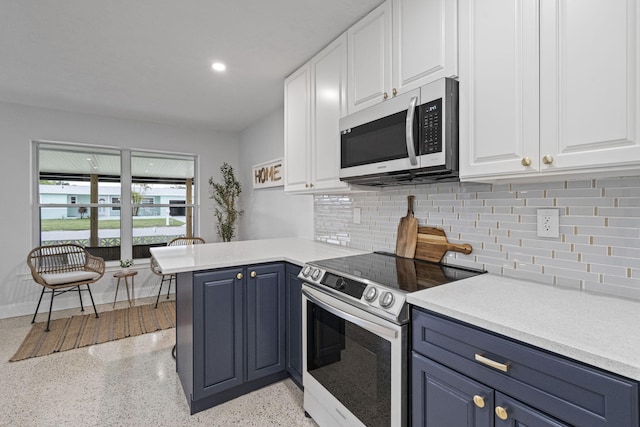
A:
35;142;197;261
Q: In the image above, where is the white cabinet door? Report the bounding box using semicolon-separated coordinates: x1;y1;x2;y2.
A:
392;0;458;94
311;34;349;192
348;0;392;114
284;64;311;192
539;0;640;173
459;0;540;179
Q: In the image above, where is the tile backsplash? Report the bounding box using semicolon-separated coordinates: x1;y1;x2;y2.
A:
314;177;640;299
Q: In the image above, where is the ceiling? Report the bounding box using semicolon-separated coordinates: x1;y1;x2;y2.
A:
0;0;382;132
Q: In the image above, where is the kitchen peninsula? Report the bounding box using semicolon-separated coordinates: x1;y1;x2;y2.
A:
150;238;367;414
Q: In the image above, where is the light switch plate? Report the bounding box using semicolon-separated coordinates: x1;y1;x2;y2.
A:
353;207;361;224
537;208;560;238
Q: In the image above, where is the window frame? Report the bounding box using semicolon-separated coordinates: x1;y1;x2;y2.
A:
32;140;199;262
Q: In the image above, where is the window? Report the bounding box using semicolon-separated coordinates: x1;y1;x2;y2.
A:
34;142;198;262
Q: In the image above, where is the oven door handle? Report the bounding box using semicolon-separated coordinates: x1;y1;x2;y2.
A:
405;96;419;166
302;288;398;339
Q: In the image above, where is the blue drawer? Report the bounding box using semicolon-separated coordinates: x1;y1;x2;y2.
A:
412;308;639;427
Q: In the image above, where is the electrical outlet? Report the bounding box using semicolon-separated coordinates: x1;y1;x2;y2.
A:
537;209;560;238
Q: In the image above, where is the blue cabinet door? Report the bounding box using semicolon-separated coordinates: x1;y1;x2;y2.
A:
285;264;303;387
494;392;570;427
412;352;493;427
247;263;286;381
193;268;244;399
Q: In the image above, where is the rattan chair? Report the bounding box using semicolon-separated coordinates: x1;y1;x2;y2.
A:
27;243;105;332
150;237;205;308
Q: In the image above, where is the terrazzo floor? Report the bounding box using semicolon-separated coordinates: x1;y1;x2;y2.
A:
0;296;318;426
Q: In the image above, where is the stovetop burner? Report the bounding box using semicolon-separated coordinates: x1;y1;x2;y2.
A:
299;251;485;324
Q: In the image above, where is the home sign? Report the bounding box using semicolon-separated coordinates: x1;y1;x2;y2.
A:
252;158;283;189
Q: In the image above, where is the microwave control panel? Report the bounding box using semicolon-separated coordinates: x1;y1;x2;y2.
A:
420;98;443;154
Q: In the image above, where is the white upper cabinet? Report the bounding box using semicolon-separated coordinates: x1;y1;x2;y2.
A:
460;0;640;181
348;0;457;114
348;1;392;113
459;0;540;178
284;64;311;192
284;35;350;193
392;0;458;94
538;0;640;173
310;34;349;192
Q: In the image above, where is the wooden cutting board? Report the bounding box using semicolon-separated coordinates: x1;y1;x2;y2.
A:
415;226;472;263
395;195;418;258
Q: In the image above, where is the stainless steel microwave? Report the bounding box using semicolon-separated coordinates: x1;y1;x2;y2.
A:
339;77;458;186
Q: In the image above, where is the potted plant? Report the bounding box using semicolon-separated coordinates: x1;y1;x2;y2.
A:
119;259;134;273
209;162;243;242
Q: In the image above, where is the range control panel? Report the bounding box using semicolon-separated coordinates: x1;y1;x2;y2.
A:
298;264;409;324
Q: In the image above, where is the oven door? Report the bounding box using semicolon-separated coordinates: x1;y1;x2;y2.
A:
302;285;407;427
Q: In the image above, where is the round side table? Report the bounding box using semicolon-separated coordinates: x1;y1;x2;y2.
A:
113;270;138;308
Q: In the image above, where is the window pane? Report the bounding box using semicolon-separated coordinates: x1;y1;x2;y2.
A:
131;152;196;255
40;207;121;261
38;143;122;261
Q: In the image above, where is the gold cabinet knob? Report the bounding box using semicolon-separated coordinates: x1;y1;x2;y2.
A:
495;406;508;420
309;183;314;188
383;92;389;100
250;271;257;278
543;154;554;165
392;88;398;96
236;273;243;280
473;395;485;408
305;183;309;188
521;157;532;167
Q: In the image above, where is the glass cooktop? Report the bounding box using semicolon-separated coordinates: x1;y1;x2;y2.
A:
309;251;485;293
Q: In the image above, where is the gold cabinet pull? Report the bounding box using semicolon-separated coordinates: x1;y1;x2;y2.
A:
475;353;509;372
473;395;485;408
309;183;314;188
495;406;508;420
305;183;309;188
383;92;389;100
542;154;554;165
250;271;257;278
392;88;398;96
521;157;532;167
236;273;243;280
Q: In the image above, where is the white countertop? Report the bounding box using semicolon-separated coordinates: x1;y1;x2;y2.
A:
149;237;368;274
407;273;640;381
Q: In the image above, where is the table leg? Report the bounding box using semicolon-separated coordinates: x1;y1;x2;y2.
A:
113;278;120;308
125;277;131;306
131;275;135;305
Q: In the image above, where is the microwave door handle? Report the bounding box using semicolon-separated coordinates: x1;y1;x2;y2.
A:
406;96;419;166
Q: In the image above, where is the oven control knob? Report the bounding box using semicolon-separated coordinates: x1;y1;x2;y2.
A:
380;292;395;308
311;268;322;281
302;266;311;277
364;287;378;302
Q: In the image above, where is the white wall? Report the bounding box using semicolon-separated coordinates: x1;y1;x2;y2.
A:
237;108;313;240
0;101;240;319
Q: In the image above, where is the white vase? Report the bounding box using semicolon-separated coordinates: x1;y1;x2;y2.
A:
121;267;130;274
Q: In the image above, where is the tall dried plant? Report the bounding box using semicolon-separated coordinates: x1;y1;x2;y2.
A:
209;162;243;242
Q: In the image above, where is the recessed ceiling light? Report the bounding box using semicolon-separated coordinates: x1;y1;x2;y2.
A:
211;62;226;72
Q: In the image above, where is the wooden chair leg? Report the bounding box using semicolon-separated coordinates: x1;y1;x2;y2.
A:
32;287;46;324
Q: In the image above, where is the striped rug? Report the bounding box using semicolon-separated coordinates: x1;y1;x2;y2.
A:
10;301;175;362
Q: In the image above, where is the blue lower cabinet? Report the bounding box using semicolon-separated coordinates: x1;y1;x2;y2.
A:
193;268;244;399
285;264;303;387
412;352;492;427
411;307;640;427
247;263;286;381
177;263;288;415
494;392;569;427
